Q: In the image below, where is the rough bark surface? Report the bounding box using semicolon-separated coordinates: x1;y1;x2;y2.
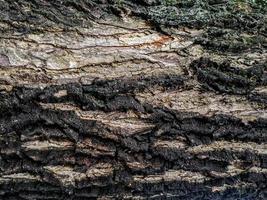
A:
0;0;267;199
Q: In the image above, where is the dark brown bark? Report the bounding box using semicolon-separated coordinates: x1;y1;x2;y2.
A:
0;1;266;199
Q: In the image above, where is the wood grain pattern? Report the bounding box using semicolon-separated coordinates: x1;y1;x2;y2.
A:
0;0;266;199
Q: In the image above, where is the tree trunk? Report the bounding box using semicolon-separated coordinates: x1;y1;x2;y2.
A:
0;0;266;199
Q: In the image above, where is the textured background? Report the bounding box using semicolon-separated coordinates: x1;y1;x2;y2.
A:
0;0;266;199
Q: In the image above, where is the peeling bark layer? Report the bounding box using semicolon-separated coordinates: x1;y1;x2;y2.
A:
0;0;266;199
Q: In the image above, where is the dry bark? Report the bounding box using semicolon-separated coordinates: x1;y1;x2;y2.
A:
0;0;267;199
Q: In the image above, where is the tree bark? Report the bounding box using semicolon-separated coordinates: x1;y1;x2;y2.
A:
0;0;266;199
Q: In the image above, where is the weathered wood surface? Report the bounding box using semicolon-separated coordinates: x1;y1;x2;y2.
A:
0;0;266;199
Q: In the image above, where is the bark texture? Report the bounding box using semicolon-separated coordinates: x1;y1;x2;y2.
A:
0;0;267;199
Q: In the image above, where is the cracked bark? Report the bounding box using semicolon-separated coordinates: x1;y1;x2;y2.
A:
0;0;266;199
